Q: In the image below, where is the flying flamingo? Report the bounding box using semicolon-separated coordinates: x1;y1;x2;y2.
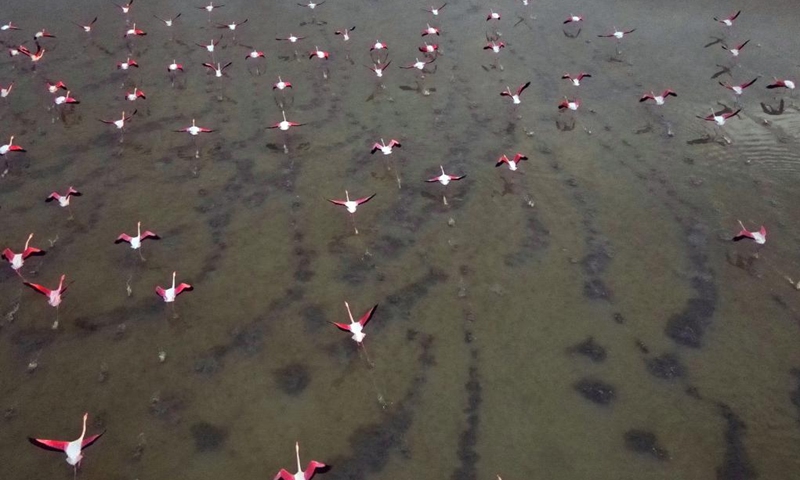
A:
242;45;266;75
24;273;67;328
697;108;741;143
558;97;580;111
272;77;293;108
371;138;402;187
332;301;378;343
483;40;505;69
766;78;795;91
487;9;501;21
1;22;20;31
19;42;45;68
202;61;233;78
46;80;68;93
274;442;327;480
309;46;330;78
73;17;97;34
598;27;636;55
28;413;104;477
115;221;160;261
369;39;388;62
367;61;391;79
297;1;326;25
335;26;355;41
714;10;741;27
46;187;81;219
216;19;247;42
732;221;766;245
639;89;677;105
426;165;465;205
156;271;193;317
268;111;304;154
124;87;146;102
1;83;13;98
198;2;225;23
167;59;184;86
424;4;447;16
276;33;305;60
563;15;583;24
3;233;45;277
175;118;213;158
99;110;136;143
500;82;531;105
52;90;78;122
116;57;138;70
54;90;78;105
33;28;56;40
197;37;223;62
371;138;401;155
719;78;758;106
422;24;440;36
562;73;591;86
327;191;375;234
0;135;25;174
495;153;528;172
154;13;182;27
419;42;439;56
124;23;146;38
722;40;749;58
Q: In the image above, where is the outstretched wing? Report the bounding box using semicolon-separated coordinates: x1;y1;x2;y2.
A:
358;304;378;327
29;437;68;452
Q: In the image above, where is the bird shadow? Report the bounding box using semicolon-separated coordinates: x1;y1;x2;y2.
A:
711;64;731;80
704;37;724;48
760;99;785;116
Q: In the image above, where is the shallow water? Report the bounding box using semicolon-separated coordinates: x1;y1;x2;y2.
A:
2;0;800;479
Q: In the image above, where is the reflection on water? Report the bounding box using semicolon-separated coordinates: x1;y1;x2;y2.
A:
2;0;800;479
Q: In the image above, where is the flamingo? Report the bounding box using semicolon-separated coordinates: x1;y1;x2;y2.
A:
28;413;104;478
495;153;528;172
24;273;67;328
327;191;375;234
274;442;327;480
639;89;677;105
426;165;465;205
115;222;160;260
155;271;193;303
500;82;531;105
3;233;45;276
732;221;766;244
331;301;378;343
562;73;591;86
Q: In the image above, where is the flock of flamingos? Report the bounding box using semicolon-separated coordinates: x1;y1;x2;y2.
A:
0;1;787;478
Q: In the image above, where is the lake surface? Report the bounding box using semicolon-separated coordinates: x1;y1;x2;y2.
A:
1;0;800;479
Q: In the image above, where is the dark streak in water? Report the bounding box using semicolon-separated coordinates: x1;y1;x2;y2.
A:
715;403;757;480
324;333;435;480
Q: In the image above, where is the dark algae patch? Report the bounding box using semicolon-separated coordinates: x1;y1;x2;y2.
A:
574;378;616;405
716;403;757;480
273;363;311;396
190;421;228;452
646;353;686;380
624;429;670;460
567;336;607;363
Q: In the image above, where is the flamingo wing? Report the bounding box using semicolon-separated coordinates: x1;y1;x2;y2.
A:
354;193;376;205
155;286;167;298
81;431;105;449
24;282;51;297
274;470;295;480
304;460;327;479
175;283;193;295
732;231;754;242
332;321;353;332
327;199;347;207
517;81;531;95
115;233;133;244
29;437;69;452
2;248;14;262
141;231;160;240
357;304;378;327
